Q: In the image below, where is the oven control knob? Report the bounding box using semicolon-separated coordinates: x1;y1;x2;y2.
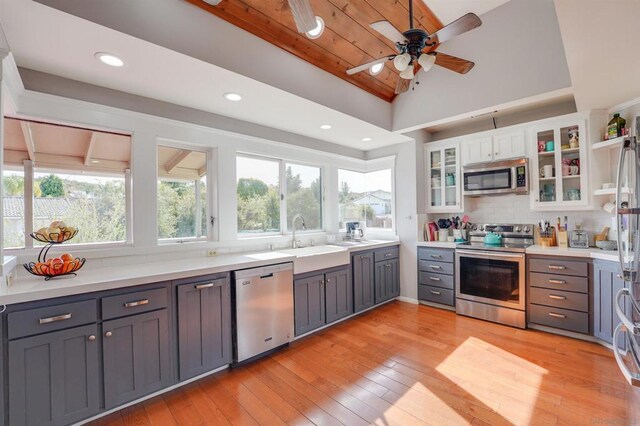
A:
472;225;477;231
522;226;530;233
478;225;484;231
515;226;521;232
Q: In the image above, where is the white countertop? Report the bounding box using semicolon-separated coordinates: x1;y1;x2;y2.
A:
0;240;400;306
526;245;627;262
416;241;458;249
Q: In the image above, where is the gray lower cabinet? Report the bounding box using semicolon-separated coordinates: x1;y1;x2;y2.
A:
375;258;399;303
294;274;326;335
294;265;352;336
417;247;455;307
177;277;231;381
594;260;629;348
103;309;172;409
352;251;375;313
8;323;100;426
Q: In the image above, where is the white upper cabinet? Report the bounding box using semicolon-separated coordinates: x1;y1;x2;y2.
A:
461;130;525;166
493;130;526;161
461;136;492;165
425;140;463;213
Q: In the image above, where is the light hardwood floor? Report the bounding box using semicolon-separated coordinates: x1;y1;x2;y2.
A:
91;301;640;425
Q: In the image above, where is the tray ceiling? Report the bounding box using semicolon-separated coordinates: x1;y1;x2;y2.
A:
186;0;443;102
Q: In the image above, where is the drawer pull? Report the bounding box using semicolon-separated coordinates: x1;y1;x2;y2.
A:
548;294;567;300
548;312;567;319
548;279;566;284
88;335;96;342
39;313;72;324
105;331;113;338
386;264;392;268
430;254;443;259
429;276;441;281
385;253;393;257
429;265;442;270
429;290;442;296
548;265;566;270
124;299;149;308
195;283;214;290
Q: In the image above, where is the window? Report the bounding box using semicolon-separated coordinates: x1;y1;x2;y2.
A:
157;146;208;241
236;155;323;236
236;156;280;234
3;118;131;249
286;163;322;231
338;168;393;230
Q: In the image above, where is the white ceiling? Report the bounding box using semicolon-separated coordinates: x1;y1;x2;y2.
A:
423;0;511;25
553;0;640;111
0;0;410;151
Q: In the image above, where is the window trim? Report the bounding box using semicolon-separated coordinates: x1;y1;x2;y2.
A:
236;153;324;238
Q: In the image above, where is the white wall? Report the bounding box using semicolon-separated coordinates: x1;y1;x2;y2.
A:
392;0;572;132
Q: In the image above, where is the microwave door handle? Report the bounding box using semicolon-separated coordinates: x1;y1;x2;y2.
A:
511;166;517;190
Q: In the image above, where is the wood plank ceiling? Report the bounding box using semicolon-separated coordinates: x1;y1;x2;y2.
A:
185;0;443;102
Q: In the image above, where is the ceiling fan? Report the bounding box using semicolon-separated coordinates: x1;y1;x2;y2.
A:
287;0;318;34
347;0;482;95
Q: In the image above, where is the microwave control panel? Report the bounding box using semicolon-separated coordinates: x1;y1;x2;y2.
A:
516;166;527;188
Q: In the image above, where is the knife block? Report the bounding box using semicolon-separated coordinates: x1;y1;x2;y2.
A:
536;226;557;247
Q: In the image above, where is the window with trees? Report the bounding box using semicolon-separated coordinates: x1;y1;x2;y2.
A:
338;168;393;230
3;117;131;249
157;145;208;241
236;155;323;236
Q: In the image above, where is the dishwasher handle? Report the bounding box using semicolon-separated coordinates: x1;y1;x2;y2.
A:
234;262;293;280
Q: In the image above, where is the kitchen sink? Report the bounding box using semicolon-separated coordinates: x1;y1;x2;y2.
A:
278;245;350;274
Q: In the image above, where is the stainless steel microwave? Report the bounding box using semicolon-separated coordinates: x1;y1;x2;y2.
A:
463;158;528;196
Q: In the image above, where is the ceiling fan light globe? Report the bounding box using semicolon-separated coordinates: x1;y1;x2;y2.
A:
399;67;414;80
393;53;410;72
418;54;436;72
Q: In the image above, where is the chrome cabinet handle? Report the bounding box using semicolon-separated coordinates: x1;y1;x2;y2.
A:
548;312;566;319
548;279;566;284
429;290;441;295
195;283;214;290
326;278;331;282
385;253;392;257
548;265;566;270
39;313;72;324
88;335;96;342
429;276;441;281
105;331;113;338
429;265;442;270
548;294;567;300
124;299;149;308
430;254;443;259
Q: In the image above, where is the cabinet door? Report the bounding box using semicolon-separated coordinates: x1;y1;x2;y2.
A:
353;252;375;312
427;147;443;209
494;131;525;161
9;324;100;426
325;267;353;324
594;261;629;349
388;258;400;297
177;278;231;381
294;274;326;336
462;136;493;165
103;309;172;409
375;262;390;303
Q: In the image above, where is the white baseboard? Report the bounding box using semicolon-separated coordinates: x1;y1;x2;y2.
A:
396;296;419;304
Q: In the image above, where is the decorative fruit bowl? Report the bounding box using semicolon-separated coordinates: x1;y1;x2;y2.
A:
31;226;78;244
24;257;86;281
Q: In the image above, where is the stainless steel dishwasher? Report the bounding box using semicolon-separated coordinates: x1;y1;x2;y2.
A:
233;262;294;363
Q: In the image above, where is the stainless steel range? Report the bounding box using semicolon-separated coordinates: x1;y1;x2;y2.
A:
455;223;534;329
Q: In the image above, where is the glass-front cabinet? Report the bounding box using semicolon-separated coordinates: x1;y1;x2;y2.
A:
529;117;589;210
425;141;463;213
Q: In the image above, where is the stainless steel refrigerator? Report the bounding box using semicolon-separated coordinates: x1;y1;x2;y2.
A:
614;116;640;418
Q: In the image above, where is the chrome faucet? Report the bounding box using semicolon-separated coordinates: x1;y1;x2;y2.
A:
291;214;306;248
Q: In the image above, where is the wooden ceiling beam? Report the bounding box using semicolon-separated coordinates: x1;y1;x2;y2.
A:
19;121;36;162
84;132;97;167
165;149;191;174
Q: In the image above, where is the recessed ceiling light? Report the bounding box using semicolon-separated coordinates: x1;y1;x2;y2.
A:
305;16;325;39
94;52;125;67
223;92;242;102
362;137;373;142
320;124;332;130
369;63;384;75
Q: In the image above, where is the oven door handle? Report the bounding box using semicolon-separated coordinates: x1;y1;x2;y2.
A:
456;250;525;261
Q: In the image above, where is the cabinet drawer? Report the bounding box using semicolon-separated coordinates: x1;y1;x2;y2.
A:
418;248;454;263
418;285;454;306
529;304;589;334
529;258;588;277
419;260;454;275
418;271;454;289
374;246;399;262
529;272;588;293
8;300;97;340
102;287;167;320
530;287;589;312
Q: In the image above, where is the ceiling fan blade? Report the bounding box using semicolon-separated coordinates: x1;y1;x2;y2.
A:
346;56;395;75
434;52;475;74
287;0;317;33
427;13;481;44
370;21;407;45
395;76;411;95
